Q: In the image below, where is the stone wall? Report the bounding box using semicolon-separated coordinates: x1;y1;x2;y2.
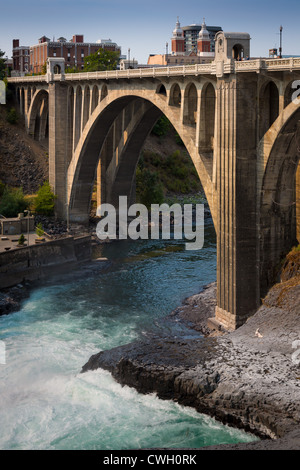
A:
0;235;91;289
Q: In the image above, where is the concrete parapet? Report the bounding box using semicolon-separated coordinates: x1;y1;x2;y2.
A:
0;235;91;289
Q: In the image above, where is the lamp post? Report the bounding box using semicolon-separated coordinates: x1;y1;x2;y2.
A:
279;25;283;58
65;203;70;233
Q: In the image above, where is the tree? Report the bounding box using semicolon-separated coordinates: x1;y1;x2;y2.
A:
136;167;164;209
151;116;170;137
36;222;44;237
83;48;120;72
6;107;18;124
0;186;28;217
18;234;25;246
34;181;57;216
0;49;6;80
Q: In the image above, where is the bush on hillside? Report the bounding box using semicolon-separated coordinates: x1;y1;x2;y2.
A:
151;116;170;137
0;186;28;217
136;167;164;209
34;181;57;216
6;107;18;124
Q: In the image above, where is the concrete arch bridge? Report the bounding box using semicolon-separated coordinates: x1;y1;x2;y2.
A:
8;32;300;330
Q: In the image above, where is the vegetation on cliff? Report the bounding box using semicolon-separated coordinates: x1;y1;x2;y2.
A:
136;117;205;205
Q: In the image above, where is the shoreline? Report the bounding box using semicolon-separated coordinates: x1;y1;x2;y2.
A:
1;248;299;449
82;281;300;450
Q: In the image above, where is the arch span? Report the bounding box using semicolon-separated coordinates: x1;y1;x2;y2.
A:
67;87;215;226
27;88;49;140
259;101;300;295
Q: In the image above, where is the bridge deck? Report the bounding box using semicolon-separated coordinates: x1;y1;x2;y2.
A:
7;57;300;83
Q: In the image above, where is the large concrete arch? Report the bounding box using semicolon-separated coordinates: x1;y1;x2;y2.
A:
67;86;216;226
259;100;300;295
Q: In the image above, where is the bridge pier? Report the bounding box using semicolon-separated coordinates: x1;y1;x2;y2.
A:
48;81;69;220
215;75;260;329
8;46;300;330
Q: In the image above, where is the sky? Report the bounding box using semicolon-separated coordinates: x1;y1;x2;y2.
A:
1;0;300;64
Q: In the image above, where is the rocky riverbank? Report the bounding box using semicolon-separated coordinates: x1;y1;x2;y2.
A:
0;282;31;316
82;254;300;450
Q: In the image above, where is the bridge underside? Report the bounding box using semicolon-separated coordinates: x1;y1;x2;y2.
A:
12;70;300;330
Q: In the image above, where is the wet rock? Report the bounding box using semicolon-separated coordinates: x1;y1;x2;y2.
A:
82;281;300;449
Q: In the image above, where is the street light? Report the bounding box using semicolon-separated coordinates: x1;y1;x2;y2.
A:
279;25;283;59
24;210;30;246
65;203;70;233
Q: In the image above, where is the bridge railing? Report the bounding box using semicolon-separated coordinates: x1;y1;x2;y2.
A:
6;57;300;84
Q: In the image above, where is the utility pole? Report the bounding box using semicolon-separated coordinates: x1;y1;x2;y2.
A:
279;25;283;58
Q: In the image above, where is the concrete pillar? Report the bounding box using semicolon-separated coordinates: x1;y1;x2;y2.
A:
96;160;102;209
48;81;69;219
215;75;259;330
296;162;300;244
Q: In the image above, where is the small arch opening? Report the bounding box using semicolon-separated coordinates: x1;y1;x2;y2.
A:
259;81;279;139
232;44;244;60
184;82;198;126
53;64;61;74
200;82;216;151
170;83;181;107
91;85;99;113
101;84;108;101
157;84;167;96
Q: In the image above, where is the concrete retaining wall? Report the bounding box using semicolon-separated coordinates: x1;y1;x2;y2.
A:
0;235;91;289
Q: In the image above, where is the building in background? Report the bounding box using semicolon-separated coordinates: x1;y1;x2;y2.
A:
12;40;30;75
148;18;221;67
29;35;122;74
182;21;222;54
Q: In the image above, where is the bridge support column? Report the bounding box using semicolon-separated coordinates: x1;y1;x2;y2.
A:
48;82;69;219
215;76;259;330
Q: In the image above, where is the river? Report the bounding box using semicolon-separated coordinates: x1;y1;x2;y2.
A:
0;220;259;449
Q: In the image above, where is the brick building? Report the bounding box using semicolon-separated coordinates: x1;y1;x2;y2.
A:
12;40;30;74
29;35;122;74
148;18;219;67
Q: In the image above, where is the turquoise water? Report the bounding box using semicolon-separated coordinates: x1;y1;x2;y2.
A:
0;222;258;449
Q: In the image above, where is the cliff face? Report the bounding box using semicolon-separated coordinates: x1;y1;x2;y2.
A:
0;105;48;193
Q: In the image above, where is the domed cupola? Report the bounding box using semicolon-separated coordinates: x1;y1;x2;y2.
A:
197;18;214;57
171;17;185;55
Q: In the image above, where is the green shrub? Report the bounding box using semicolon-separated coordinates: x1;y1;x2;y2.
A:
34;181;56;216
0;180;5;197
136;167;164;209
36;222;44;237
175;133;184;146
6;107;18;124
151;116;170;137
0;186;28;217
18;234;25;245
